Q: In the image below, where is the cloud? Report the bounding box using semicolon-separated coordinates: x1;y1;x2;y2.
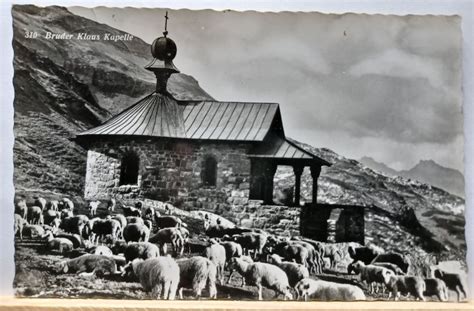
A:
348;49;445;88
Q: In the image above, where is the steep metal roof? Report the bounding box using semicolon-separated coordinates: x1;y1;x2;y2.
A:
249;135;331;165
78;93;280;142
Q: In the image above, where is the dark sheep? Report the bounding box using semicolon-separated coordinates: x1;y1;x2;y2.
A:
123;242;160;262
154;212;183;231
91;218;122;243
424;278;448;302
371;252;410;273
60;215;90;238
43;210;60;227
123;206;141;217
123;223;150;243
348;245;383;265
434;269;467;302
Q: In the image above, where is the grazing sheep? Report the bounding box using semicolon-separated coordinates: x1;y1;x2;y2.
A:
348;245;383;265
434;269;467;302
125;257;180;300
233;232;267;260
154;211;183;231
47;200;59;211
42;230;74;253
144;219;153;231
91;218;122;243
228;257;293;300
350;261;394;294
27;206;43;225
203;220;250;238
60;209;74;219
60;215;90;238
295;278;366;301
91;245;114;256
385;275;426;301
150;227;184;256
176;256;217;299
61;198;74;212
372;262;405;275
34;197;47;211
14;213;27;240
220;241;243;262
56;254;117;276
203;243;226;285
107;198;116;212
123;206;141;217
126;216;144;225
268;254;309;287
88;201;100;217
123;242;160;262
424;278;448;302
15;200;28;219
123;223;150;243
371;252;410;274
271;242;311;272
43;210;60;227
22;224;45;239
142;205;155;221
55;233;85;249
321;243;343;270
177;227;190;253
288;240;322;274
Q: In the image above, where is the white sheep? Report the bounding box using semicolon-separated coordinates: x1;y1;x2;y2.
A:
294;278;366;301
268;254;309;287
351;261;394;294
385;275;425;301
92;245;114;256
424;278;448;302
14;214;27;240
176;256;217;299
203;242;226;285
228;256;293;300
88;201;100;217
56;254;117;276
42;230;73;253
126;257;180;300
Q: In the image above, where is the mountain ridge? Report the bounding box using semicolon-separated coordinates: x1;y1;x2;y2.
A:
359;156;465;198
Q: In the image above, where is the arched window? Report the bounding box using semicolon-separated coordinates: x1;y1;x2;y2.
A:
119;152;139;185
201;156;217;186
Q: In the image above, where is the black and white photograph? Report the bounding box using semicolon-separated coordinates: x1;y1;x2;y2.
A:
9;3;469;303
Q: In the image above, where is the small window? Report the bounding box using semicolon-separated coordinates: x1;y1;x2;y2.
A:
202;156;217;186
120;152;139;185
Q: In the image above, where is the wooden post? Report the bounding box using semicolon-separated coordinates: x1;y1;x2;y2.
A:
310;165;321;205
293;165;304;206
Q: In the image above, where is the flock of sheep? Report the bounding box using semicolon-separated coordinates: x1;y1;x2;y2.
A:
14;196;467;301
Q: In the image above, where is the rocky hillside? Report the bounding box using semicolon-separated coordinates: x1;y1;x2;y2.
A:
12;5;466;260
12;5;210;195
282;139;466;254
360;156;465;198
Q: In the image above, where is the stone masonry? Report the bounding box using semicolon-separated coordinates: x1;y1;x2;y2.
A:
84;136;252;209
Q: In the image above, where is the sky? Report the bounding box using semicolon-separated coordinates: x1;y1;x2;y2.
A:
69;7;464;172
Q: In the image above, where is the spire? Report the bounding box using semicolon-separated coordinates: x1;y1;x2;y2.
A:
145;10;179;93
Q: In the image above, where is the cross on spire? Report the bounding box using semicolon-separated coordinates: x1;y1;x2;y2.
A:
163;11;169;37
